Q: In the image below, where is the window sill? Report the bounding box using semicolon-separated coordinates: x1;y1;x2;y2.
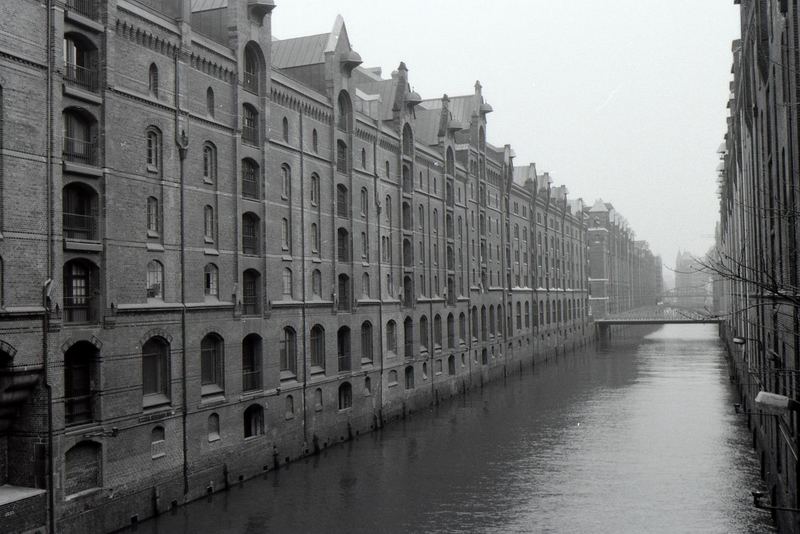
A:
208;433;220;443
204;248;219;256
142;393;170;410
65;487;102;502
309;366;325;376
279;370;298;382
200;386;224;401
146;242;164;252
147;165;159;174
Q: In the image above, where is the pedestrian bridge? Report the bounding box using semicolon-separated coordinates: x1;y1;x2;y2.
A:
595;305;722;326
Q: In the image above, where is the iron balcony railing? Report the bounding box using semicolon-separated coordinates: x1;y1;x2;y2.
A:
64;296;96;324
242;125;259;145
65;393;93;426
242;234;258;255
243;72;258;93
242;295;259;315
63;137;97;165
66;0;96;19
242;177;258;199
64;63;98;92
242;369;261;392
63;212;98;241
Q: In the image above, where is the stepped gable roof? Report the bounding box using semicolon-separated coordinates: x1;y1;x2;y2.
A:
272;33;330;69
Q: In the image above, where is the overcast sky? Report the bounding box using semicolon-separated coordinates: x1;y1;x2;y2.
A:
272;0;740;283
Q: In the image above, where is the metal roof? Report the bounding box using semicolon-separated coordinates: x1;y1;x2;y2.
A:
272;33;330;69
191;0;227;12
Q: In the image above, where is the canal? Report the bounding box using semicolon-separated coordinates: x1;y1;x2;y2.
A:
132;325;774;533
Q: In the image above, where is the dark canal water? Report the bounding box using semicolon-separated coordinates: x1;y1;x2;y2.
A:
133;325;774;533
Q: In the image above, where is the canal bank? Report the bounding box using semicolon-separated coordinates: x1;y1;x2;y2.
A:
723;323;800;534
126;324;772;534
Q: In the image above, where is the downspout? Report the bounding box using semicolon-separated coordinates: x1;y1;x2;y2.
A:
45;0;55;531
374;130;384;428
299;110;308;447
174;49;190;496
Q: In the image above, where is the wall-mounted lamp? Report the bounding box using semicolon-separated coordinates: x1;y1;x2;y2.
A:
752;490;800;513
754;391;800;415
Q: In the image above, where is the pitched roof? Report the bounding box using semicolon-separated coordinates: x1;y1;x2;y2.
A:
191;0;227;11
272;33;329;69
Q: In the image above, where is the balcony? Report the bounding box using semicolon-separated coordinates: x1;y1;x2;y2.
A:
63;296;97;324
63;212;98;241
64;63;98;93
242;126;259;146
242;294;259;316
63;137;97;165
242;177;258;199
66;0;97;20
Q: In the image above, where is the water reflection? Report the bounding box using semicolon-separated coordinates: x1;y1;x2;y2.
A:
135;325;773;534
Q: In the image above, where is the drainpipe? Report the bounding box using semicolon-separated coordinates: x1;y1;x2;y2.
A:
299;110;308;447
44;0;55;530
374;131;384;427
175;47;189;495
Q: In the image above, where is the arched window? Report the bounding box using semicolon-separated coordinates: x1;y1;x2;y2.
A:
385;161;390;178
242;334;262;391
200;334;224;394
336;140;349;173
337;227;350;262
142;337;170;406
146;260;164;300
310;173;320;205
420;315;429;350
204;263;219;298
242;104;259;144
203;143;217;183
148;63;159;96
63;182;98;241
386;320;397;354
242;269;260;314
315;388;323;409
337;327;351;372
459;312;466;342
203;205;215;242
64;341;98;425
64;33;98;92
243;404;264;438
243;42;261;93
147;196;160;235
242;158;259;199
207;413;220;442
337;273;351;311
281;217;290;250
447;313;455;348
388;370;398;385
337;91;352;132
360;187;369;216
312;129;318;152
362;272;370;297
242;213;259;254
151;426;165;458
65;442;101;496
446;147;455;175
402;124;413;157
311;269;322;297
63;259;99;323
385;195;392;224
336;184;349;217
282;268;293;298
63;108;96;165
338;382;352;410
310;325;325;369
281;164;291;199
361;321;373;362
404;365;414;389
282;116;289;142
404;317;414;358
361;147;367;169
311;223;319;253
280;327;297;374
364;376;372;395
145;127;161;170
434;314;443;347
206;87;215;116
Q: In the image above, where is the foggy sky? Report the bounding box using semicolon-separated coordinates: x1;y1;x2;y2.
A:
272;1;740;282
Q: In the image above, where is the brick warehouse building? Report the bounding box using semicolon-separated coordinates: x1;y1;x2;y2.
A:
716;1;800;531
0;1;660;532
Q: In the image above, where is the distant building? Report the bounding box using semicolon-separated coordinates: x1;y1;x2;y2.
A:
670;250;712;310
